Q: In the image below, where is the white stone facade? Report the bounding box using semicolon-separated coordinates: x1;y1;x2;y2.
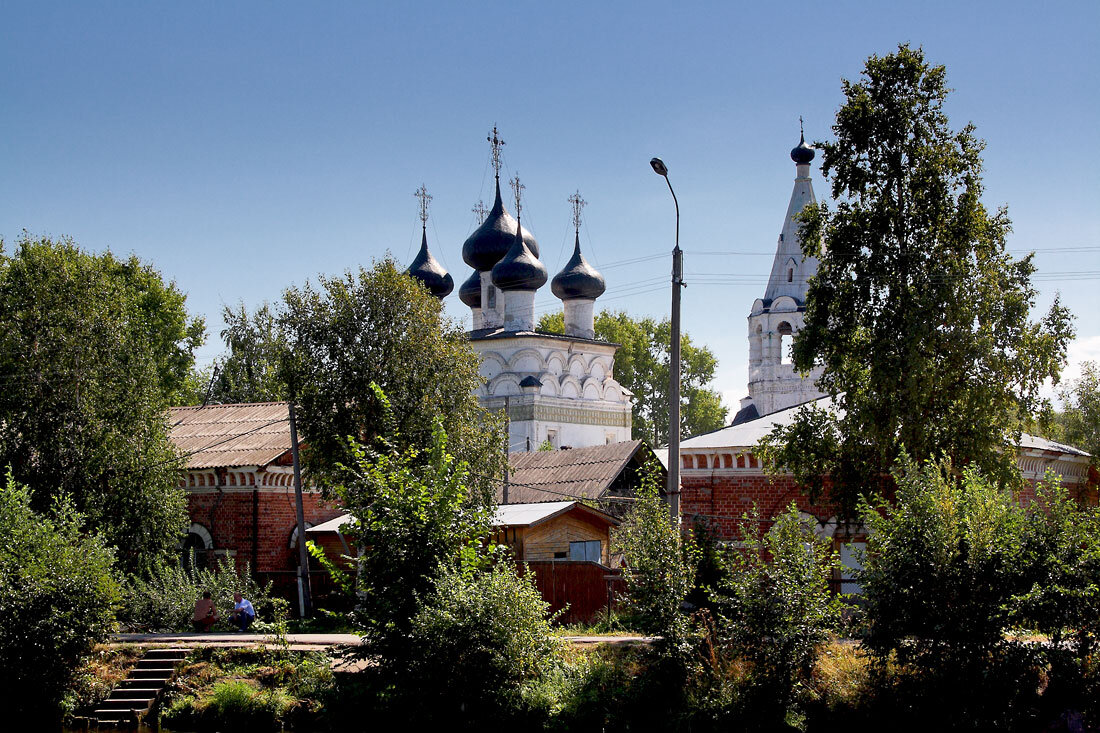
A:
470;332;632;451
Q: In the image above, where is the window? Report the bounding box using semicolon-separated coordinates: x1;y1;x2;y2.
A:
546;429;558;448
788;267;794;283
487;287;496;309
778;321;794;365
569;540;602;563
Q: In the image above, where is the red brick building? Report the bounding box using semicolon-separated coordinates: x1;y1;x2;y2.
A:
169;402;343;590
674;396;1096;592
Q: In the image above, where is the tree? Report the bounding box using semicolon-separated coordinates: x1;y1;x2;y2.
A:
327;390;494;656
0;235;200;575
710;505;845;726
0;473;120;719
538;309;727;444
758;46;1073;516
204;302;288;405
1057;360;1100;466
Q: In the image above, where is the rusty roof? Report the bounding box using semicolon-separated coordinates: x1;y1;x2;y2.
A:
169;402;293;469
498;440;654;504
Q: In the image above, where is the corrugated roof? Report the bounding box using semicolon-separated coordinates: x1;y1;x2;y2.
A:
169;402;293;469
499;440;650;504
306;514;353;534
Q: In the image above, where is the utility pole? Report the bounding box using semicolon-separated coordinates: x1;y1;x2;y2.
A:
650;157;683;524
288;401;312;617
502;396;510;504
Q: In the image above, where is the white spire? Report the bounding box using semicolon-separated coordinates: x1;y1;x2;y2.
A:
763;144;818;303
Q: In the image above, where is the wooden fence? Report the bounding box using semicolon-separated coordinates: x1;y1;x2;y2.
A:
518;560;625;625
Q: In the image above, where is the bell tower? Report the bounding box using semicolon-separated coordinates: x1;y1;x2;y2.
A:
744;122;826;418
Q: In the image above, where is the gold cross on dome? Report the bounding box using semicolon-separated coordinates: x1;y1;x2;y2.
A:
569;190;587;234
509;174;524;219
414;184;432;227
487;125;506;178
472;200;488;225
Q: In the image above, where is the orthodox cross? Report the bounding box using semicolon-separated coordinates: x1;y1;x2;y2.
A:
799;115;805;142
568;190;587;235
414;184;432;229
472;200;488;225
510;174;524;219
487;125;505;179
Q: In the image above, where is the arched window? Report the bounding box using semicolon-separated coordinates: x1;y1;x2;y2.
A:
777;321;794;365
181;522;213;570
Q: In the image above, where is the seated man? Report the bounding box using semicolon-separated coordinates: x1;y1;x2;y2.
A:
231;592;256;632
192;591;218;632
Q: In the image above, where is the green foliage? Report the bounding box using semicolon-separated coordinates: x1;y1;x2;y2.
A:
118;556;274;632
208;302;288;404
539;309;727;443
613;465;694;643
760;45;1074;516
0;234;198;574
710;505;846;724
0;472;120;718
279;258;505;495
329;400;493;655
859;457;1042;726
402;561;564;725
1056;360;1100;465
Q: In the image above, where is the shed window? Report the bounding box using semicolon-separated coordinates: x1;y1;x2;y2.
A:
569;540;602;562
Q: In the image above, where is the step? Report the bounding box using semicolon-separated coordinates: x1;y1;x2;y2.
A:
109;688;161;698
136;658;182;669
97;698;152;711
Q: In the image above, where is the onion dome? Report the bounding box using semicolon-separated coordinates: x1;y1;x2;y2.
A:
461;178;539;271
791;129;815;165
552;233;606;300
491;220;547;292
459;269;482;308
406;228;454;298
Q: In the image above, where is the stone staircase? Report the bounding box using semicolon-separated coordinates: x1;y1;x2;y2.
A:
87;647;188;726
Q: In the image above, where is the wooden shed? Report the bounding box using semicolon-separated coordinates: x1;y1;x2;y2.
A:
491;501;619;565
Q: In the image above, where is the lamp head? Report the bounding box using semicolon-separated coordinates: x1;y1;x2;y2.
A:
650;157;668;176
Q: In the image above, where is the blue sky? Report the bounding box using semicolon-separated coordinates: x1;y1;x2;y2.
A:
2;1;1097;410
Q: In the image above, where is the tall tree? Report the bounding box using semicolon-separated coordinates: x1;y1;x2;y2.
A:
538;309;727;444
1057;360;1100;466
278;258;504;493
0;234;202;575
206;302;288;404
758;46;1074;516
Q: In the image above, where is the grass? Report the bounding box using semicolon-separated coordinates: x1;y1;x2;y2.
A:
62;644;146;719
158;646;335;730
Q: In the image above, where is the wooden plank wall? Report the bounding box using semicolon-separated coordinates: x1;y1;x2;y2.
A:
523;513;610;563
519;560;625;624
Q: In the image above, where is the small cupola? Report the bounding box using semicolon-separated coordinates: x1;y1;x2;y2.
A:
491;176;546;332
790;118;815;166
405;185;453;298
551;192;604;339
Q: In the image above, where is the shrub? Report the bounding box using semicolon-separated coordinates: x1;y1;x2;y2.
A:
401;561;563;725
710;504;846;726
0;472;120;719
119;556;274;632
858;456;1041;727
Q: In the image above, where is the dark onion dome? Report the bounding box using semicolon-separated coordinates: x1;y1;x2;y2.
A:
551;233;606;301
461;178;539;271
491;222;547;292
459;269;482;308
406;228;454;298
791;131;815;165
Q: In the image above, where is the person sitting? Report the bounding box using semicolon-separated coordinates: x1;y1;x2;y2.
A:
231;592;256;632
192;591;218;632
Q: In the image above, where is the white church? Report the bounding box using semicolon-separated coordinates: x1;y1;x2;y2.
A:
405;129;632;451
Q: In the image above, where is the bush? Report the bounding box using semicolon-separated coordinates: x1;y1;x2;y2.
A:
119;556;274;632
0;472;120;719
401;561;563;725
858;456;1041;727
613;464;695;643
709;504;846;726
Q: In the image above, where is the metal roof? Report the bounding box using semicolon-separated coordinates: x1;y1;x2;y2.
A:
679;395;1091;459
168;402;293;469
499;439;653;504
306;514;353;534
493;500;618;528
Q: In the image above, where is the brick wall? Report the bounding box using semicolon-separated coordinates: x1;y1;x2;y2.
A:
186;489;343;574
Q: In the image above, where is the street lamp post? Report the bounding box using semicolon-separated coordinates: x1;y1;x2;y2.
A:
650;157;683;523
